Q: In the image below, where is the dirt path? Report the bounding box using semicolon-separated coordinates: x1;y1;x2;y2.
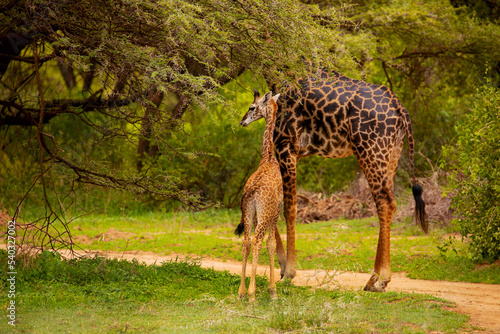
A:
64;249;500;333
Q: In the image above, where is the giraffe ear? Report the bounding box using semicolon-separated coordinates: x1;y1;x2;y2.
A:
272;93;280;103
259;91;273;107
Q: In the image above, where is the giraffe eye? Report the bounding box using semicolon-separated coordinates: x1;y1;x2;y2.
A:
249;106;256;111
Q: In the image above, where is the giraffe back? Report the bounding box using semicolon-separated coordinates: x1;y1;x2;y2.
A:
274;71;409;161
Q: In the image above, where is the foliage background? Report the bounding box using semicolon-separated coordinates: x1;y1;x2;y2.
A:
442;84;500;262
0;0;499;258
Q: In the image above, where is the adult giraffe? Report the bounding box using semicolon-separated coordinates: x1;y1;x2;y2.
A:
246;68;426;292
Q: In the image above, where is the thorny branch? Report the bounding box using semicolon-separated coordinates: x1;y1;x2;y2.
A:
10;41;77;256
8;42;212;256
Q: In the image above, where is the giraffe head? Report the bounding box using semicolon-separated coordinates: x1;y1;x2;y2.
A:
240;90;280;127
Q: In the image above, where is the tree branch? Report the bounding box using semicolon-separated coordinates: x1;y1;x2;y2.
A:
0;98;132;126
0;52;57;64
381;60;393;92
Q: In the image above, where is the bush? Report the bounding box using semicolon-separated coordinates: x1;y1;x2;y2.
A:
442;84;500;262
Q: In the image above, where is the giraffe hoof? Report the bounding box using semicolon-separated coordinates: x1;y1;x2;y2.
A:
363;283;387;293
283;269;296;280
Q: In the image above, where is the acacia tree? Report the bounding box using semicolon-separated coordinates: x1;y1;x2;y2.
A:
0;0;353;251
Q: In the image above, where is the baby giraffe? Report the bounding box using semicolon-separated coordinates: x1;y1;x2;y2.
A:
235;90;285;302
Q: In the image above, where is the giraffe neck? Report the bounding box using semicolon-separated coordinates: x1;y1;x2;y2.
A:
261;101;277;163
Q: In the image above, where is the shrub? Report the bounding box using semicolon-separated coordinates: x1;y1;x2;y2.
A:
442;84;500;262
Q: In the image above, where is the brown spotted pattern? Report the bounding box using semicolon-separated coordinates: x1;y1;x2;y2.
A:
237;91;286;301
271;68;425;292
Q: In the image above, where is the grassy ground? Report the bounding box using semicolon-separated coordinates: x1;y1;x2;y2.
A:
3;209;498;333
67;209;500;284
0;251;471;333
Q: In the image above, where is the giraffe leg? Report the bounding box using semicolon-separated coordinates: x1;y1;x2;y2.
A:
239;233;251;299
238;204;254;299
248;218;267;302
273;197;286;278
363;162;399;292
354;128;403;292
280;155;298;279
268;211;279;299
364;185;396;292
275;225;286;279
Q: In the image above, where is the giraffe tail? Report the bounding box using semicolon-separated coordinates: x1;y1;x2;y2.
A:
234;221;245;236
399;106;428;234
412;183;427;233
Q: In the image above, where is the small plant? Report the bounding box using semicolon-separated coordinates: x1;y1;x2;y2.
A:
437;236;459;260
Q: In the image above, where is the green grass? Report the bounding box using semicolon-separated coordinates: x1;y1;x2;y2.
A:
0;250;470;333
63;209;500;284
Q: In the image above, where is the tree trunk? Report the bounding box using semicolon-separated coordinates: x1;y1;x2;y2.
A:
137;86;164;172
82;62;96;91
57;59;76;89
